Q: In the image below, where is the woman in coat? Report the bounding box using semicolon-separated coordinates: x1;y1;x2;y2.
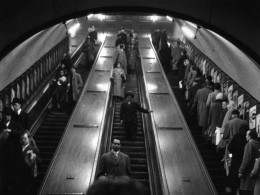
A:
69;67;83;102
251;155;260;195
239;130;260;195
113;45;127;75
227;124;248;195
112;62;126;102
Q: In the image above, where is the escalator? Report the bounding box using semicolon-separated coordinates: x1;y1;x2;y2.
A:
166;72;226;195
111;74;151;191
32;109;70;194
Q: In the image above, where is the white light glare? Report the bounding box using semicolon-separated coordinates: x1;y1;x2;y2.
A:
166;16;173;22
100;33;107;43
68;23;80;37
87;14;93;19
181;26;195;39
151;15;159;22
65;19;73;24
97;14;105;21
186;21;197;28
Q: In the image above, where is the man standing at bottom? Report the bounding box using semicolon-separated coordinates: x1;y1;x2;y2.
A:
97;139;131;179
120;91;152;140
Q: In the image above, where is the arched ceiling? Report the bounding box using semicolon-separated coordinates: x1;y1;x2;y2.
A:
1;0;260;64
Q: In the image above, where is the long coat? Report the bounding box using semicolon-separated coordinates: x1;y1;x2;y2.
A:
12;110;30;130
239;139;260;191
112;68;125;98
70;72;83;101
227;133;247;188
208;100;224;133
120;101;149;139
251;158;260;195
187;82;202;109
192;86;212;126
127;48;138;71
113;49;127;75
12;142;41;195
97;151;131;178
0;121;23;176
223;117;248;140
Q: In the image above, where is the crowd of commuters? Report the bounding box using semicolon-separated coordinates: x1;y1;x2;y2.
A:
170;38;260;195
0;99;40;195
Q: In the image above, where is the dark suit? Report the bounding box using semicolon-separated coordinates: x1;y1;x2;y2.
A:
0;120;23;194
97;150;131;178
12;110;30;130
11;142;40;195
120;101;149;140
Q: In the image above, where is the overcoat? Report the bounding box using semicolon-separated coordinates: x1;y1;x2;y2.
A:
70;72;83;101
239;139;260;191
112;68;125;98
97;151;131;178
251;157;260;195
113;49;127;75
208;100;224;133
223;117;248;140
192;86;212;126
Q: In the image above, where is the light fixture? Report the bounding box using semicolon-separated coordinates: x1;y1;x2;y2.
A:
68;23;80;37
97;14;105;21
181;26;195;39
181;25;201;39
150;15;159;22
65;19;73;24
87;14;93;19
166;16;173;22
186;21;197;28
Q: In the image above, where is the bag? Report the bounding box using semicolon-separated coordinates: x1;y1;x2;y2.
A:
0;131;9;145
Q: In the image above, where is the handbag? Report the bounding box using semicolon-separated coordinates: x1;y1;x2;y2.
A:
216;138;228;152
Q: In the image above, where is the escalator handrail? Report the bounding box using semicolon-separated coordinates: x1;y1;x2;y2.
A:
140;37;218;195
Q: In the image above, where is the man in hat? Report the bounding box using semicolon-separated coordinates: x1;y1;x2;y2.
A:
97;139;131;179
0;107;23;194
12;97;29;130
120;91;152;140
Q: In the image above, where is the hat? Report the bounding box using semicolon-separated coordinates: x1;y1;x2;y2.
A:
125;91;134;98
12;98;23;105
2;107;14;115
194;77;201;83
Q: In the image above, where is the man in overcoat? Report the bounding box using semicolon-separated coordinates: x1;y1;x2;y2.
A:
223;109;248;141
68;67;83;103
120;91;152;140
191;80;212;135
97;139;131;179
0;108;23;194
239;130;260;195
11;97;30;130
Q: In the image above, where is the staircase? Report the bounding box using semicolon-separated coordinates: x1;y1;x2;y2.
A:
33;109;70;194
169;81;226;195
111;74;151;191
